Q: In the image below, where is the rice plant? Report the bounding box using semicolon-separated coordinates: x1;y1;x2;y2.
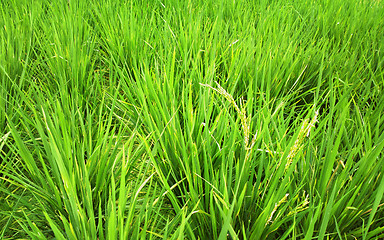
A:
1;0;384;239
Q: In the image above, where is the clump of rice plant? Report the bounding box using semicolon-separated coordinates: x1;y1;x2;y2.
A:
1;0;383;239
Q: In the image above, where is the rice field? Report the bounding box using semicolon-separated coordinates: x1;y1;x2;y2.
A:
1;0;384;239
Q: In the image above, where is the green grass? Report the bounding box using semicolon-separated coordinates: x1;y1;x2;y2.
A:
1;0;384;239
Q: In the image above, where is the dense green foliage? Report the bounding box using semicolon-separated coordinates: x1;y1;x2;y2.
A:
1;0;384;239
